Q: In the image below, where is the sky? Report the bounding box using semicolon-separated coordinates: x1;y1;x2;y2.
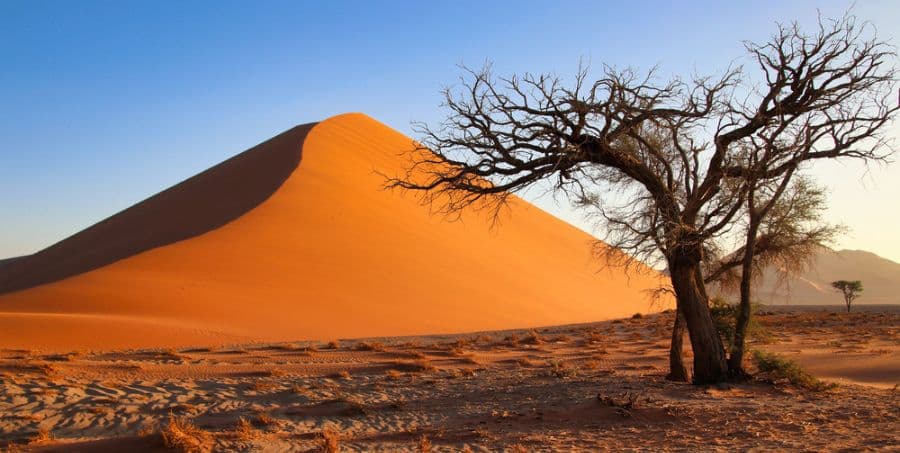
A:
1;0;899;263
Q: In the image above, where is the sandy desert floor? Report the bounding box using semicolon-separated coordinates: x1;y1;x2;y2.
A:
1;308;897;452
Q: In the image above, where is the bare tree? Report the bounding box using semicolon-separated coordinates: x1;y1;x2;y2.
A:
387;13;898;383
831;280;863;312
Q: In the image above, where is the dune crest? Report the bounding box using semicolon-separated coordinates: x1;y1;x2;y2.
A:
0;113;668;351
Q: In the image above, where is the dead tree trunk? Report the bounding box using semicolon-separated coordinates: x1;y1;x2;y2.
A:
729;219;759;376
666;308;689;381
669;245;729;384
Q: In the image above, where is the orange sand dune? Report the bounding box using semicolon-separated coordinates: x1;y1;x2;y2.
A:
0;113;668;351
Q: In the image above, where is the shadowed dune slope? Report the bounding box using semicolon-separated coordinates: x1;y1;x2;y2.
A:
0;123;314;294
0;113;668;351
0;256;24;271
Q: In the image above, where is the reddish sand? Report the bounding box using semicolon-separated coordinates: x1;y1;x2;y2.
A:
1;310;896;451
0;114;668;351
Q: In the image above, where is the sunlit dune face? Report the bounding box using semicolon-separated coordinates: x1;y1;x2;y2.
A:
0;113;670;351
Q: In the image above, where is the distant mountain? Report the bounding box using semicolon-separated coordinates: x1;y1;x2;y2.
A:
753;248;900;305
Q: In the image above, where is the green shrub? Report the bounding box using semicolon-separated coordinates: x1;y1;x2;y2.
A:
709;298;738;348
709;298;773;349
751;350;835;391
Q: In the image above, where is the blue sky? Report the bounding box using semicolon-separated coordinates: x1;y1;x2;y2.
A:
1;1;899;262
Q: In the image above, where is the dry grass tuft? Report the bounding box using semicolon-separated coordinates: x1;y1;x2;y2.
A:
473;427;495;440
450;367;478;378
417;434;432;452
394;350;428;360
137;422;158;437
354;341;386;352
181;347;212;353
584;330;605;344
254;413;279;428
232;417;259;441
521;330;544;345
582;358;603;371
328;370;352;380
119;362;144;372
547;360;577;378
515;357;539;368
450;338;472;349
28;427;53;445
318;426;341;453
509;443;529;452
291;384;314;396
26;361;59;377
88;406;113;415
389;359;436;373
161;414;212;452
598;390;643;409
267;343;303;351
167;403;198;414
43;352;81;362
248;381;278;393
161;349;187;362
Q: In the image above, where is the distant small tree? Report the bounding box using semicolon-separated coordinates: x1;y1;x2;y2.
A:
831;280;863;312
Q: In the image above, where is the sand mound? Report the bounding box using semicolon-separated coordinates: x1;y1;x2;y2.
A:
0;113;668;351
